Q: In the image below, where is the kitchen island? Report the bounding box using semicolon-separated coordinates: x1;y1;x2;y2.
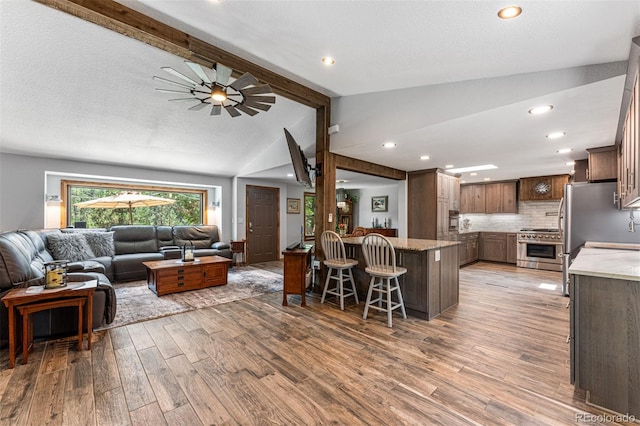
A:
568;246;640;418
341;236;460;320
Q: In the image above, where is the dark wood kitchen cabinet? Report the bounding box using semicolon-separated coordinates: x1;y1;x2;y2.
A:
479;232;507;263
460;184;485;214
484;182;518;213
408;168;460;240
587;146;617;182
520;175;569;201
459;232;479;266
506;233;517;264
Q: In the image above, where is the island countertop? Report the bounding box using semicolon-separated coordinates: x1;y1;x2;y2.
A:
341;236;459;251
568;247;640;281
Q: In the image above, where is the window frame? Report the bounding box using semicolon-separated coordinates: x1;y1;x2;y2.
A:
61;179;208;228
303;192;316;241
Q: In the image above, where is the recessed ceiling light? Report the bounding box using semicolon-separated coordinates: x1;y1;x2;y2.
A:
470;172;478;176
445;164;454;169
287;173;294;177
565;161;575;166
570;170;575;174
484;177;491;181
547;131;566;139
447;164;498;173
528;105;553;115
557;148;573;154
322;57;335;65
497;5;522;19
420;155;431;160
383;142;396;148
336;179;349;183
461;180;466;184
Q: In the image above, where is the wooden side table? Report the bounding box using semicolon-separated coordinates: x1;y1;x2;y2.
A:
282;245;312;307
230;240;246;266
1;280;96;369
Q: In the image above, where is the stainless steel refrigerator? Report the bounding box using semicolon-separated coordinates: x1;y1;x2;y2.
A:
560;181;640;295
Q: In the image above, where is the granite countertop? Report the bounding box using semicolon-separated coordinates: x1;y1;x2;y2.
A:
341;236;459;251
458;229;519;234
568;247;640;281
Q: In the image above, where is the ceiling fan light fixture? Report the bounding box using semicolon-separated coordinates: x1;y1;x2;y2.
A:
497;5;522;19
154;61;276;118
211;85;227;102
322;57;335;65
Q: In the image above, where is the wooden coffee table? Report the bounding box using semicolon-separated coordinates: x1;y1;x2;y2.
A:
143;255;232;296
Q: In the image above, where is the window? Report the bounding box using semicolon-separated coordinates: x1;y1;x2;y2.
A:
304;192;315;240
63;180;207;228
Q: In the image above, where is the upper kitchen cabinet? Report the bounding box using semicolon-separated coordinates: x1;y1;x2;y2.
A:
618;49;639;208
485;182;518;213
461;181;516;214
460;184;485;214
587;146;617;182
408;169;460;240
519;175;569;201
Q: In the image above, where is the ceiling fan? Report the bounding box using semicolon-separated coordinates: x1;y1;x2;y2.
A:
153;61;276;117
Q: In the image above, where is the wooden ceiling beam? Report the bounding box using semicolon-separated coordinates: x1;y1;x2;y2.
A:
335;154;407;181
35;0;330;108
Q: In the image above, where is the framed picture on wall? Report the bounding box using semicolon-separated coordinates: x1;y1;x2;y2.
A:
287;198;301;214
371;195;388;212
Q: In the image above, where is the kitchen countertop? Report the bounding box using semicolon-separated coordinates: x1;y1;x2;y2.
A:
568;247;640;281
341;236;459;251
458;229;519;234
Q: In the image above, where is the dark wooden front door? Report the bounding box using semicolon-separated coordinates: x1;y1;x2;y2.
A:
246;185;279;264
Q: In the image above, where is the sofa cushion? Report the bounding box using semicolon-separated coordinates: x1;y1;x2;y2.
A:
47;233;95;262
83;232;115;257
110;226;158;254
156;226;174;248
172;225;220;249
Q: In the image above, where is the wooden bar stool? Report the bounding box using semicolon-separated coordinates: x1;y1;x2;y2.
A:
361;233;407;327
320;230;359;310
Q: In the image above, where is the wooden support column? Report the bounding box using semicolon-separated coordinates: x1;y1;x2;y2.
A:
314;105;333;262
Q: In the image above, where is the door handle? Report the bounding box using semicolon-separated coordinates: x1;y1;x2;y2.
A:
249;222;253;233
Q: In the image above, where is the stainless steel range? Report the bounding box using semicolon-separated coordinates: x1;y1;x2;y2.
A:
517;228;563;272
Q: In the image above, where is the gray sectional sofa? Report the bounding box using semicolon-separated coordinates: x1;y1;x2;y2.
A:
0;224;231;348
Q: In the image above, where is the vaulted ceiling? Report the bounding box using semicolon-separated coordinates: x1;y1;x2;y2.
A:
1;1;639;185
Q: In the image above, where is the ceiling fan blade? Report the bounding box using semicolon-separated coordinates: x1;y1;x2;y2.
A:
189;102;209;111
185;61;212;84
215;64;233;86
242;100;272;112
211;104;222;116
155;88;192;94
161;67;199;85
229;72;258;90
224;105;241;117
234;104;259;116
152;76;193;89
168;98;200;102
240;84;273;95
244;95;276;104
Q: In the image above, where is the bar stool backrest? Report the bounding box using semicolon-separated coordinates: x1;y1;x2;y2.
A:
362;233;397;273
321;230;347;262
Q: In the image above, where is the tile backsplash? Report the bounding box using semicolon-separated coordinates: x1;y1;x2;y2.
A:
460;200;561;232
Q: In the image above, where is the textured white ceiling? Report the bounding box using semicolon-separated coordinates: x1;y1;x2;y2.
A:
1;0;639;185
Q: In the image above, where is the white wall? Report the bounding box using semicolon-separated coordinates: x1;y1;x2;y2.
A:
357;183;406;234
0;153;233;240
235;178;310;254
460;200;561;232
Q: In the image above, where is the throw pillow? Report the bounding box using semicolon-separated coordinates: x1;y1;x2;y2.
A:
47;233;95;262
83;231;115;257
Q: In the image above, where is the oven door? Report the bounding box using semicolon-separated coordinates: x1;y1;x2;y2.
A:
517;241;562;271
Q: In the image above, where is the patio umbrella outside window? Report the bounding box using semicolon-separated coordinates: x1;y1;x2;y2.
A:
74;192;176;225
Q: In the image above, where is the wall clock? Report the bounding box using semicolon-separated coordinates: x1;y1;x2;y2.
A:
534;181;551;195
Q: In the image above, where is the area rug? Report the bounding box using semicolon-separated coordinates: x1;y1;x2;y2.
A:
99;266;283;330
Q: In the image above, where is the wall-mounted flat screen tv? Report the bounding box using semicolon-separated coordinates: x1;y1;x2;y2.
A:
284;128;313;188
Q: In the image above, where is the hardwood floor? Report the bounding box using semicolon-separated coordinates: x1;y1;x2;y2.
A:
0;262;634;425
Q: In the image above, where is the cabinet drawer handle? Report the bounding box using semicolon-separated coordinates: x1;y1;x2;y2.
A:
178;269;184;273
178;282;184;287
